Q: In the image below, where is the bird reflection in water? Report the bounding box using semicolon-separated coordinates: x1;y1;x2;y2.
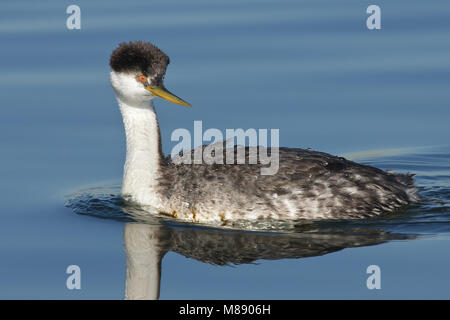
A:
65;187;415;299
123;219;412;300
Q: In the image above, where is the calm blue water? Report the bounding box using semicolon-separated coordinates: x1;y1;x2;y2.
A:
1;0;449;299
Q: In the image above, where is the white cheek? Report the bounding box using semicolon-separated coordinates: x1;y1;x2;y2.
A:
110;71;150;103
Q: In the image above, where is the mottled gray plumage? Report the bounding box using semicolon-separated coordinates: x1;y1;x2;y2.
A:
155;144;418;223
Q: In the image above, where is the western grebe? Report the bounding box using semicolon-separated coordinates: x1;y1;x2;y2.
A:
109;41;418;224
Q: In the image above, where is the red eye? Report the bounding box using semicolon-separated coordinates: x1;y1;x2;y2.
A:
138;75;147;83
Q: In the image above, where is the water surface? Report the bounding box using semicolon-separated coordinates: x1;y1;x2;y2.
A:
1;0;449;299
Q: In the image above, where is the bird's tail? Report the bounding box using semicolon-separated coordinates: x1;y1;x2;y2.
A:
394;173;420;202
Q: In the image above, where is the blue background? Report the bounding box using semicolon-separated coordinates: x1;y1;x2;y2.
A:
0;0;449;298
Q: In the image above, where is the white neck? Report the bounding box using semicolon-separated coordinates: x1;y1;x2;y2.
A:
117;98;163;206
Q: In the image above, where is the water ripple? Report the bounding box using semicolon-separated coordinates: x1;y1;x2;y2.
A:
66;146;450;237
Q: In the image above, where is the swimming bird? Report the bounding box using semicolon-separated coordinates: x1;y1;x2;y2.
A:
109;41;418;224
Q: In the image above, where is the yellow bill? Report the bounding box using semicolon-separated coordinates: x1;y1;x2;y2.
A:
145;85;191;107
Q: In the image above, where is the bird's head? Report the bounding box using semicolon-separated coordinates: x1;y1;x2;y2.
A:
109;41;191;107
